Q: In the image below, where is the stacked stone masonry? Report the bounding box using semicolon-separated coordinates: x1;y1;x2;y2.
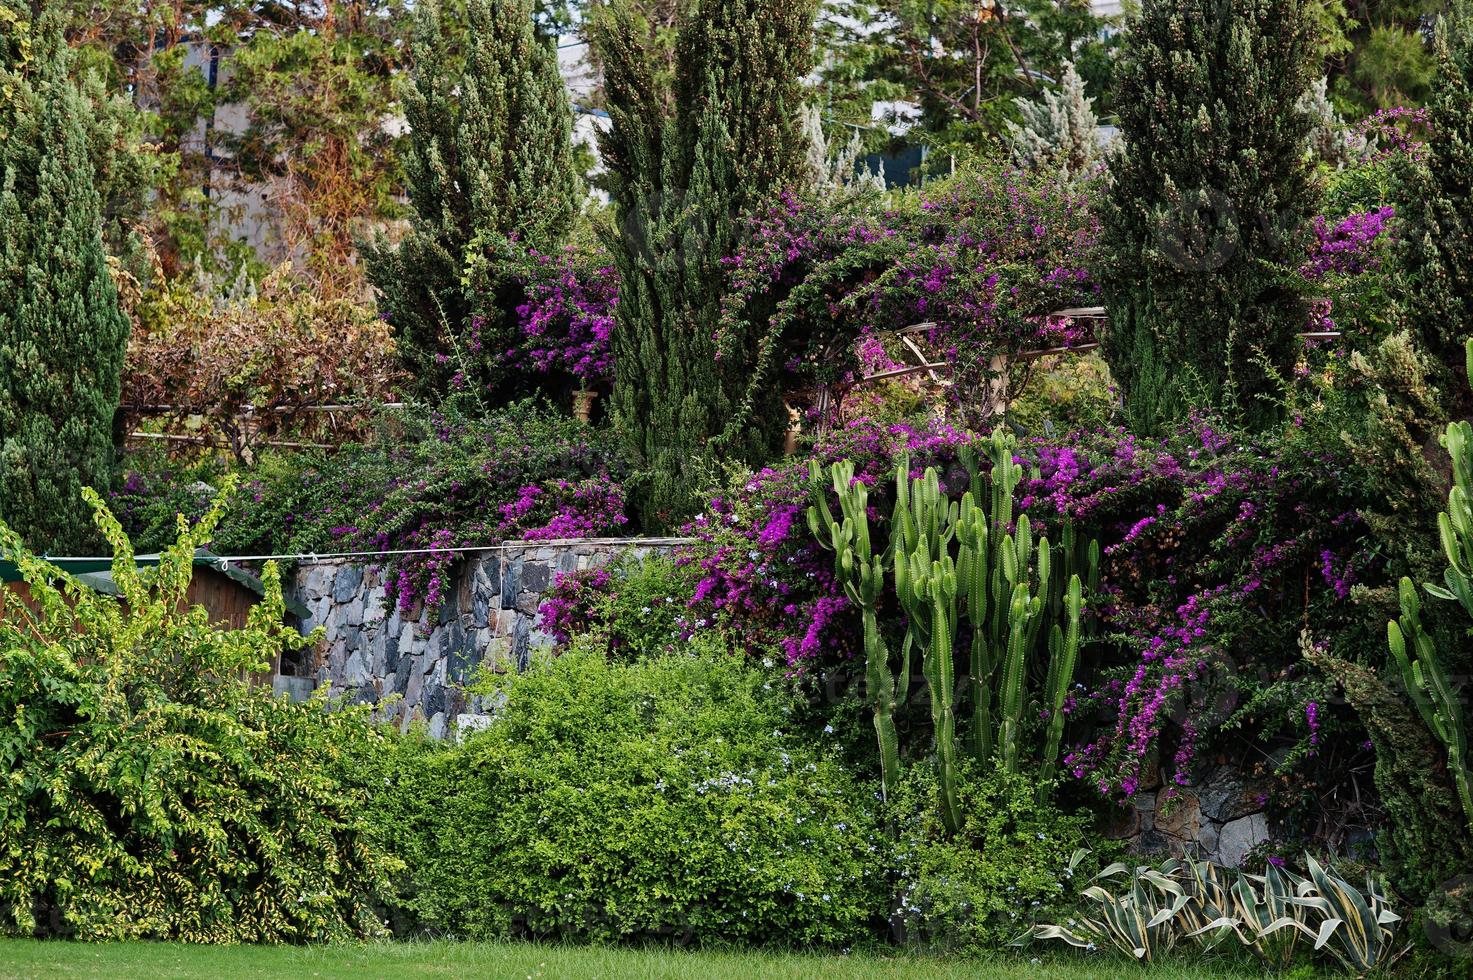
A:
1100;760;1277;868
287;537;691;740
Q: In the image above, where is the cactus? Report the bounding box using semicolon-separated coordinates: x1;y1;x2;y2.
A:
1383;336;1473;835
809;430;1094;831
1387;583;1471;834
806;459;907;800
1039;575;1083;786
894;463;964;832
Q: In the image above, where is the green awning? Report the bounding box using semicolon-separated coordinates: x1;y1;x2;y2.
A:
1;549;309;620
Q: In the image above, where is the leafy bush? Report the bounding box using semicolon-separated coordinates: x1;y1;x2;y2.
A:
886;763;1103;952
537;557;697;657
378;642;883;945
0;487;397;942
114;401;629;611
123;264;405;463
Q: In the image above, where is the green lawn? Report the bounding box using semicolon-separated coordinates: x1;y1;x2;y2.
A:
0;939;1271;980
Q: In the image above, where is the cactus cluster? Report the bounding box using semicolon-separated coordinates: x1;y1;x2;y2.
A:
1386;341;1473;834
807;430;1097;826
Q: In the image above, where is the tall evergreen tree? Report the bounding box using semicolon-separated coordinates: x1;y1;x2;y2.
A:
1098;0;1318;433
364;0;579;402
593;0;816;528
0;25;130;554
1397;0;1473;376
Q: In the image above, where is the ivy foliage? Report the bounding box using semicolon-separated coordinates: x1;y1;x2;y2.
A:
0;487;399;941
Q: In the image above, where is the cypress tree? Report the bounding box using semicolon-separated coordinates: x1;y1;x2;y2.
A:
0;25;130;554
593;0;816;528
1098;0;1318;433
1398;0;1473;376
364;0;579;402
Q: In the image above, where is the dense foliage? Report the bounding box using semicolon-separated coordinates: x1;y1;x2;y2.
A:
679;415;1388;810
1098;0;1318;432
717;164;1098;431
122;265;404;462
0;23;131;554
113;404;628;613
886;763;1101;952
0;491;397;941
371;643;885;945
1395;0;1473;374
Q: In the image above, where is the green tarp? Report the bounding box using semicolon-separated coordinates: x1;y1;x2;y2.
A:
1;549;310;620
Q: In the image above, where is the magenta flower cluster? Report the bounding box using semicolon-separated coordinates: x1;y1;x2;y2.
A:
714;168;1100;418
511;246;618;386
1302;207;1396;281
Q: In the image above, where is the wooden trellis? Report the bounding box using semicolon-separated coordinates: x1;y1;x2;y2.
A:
807;307;1345;439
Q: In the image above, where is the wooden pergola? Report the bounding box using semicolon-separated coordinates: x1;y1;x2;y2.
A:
823;306;1341;432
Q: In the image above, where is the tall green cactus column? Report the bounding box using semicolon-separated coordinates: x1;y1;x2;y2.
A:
1388;582;1472;834
806;460;908;799
893;463;964;833
1386;340;1473;834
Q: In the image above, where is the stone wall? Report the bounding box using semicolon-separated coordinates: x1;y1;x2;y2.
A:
1103;761;1275;867
286;537;692;738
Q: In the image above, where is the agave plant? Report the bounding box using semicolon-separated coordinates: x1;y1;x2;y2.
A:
1025;854;1191;962
1226;862;1315;970
1026;852;1405;976
1290;856;1406;977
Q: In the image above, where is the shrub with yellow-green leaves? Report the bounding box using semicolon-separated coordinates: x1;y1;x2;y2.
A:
0;483;400;942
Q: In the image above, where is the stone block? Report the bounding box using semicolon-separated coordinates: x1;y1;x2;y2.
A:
332;565;364;603
272;675;316;702
500;558;522;608
522;561;551;592
1198;766;1269;824
1155;791;1202;843
455;713;493;741
384;632;400;674
343;650;370;686
1217;813;1269;867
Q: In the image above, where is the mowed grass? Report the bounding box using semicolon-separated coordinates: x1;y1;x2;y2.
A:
0;939;1273;980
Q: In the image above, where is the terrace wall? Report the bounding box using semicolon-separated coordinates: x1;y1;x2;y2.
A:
286;537;692;738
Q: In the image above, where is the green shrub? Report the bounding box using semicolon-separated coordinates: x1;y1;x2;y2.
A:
0;486;398;942
538;556;698;657
384;641;884;945
886;762;1104;953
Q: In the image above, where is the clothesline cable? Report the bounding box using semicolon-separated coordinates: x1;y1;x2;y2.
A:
36;538;699;571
